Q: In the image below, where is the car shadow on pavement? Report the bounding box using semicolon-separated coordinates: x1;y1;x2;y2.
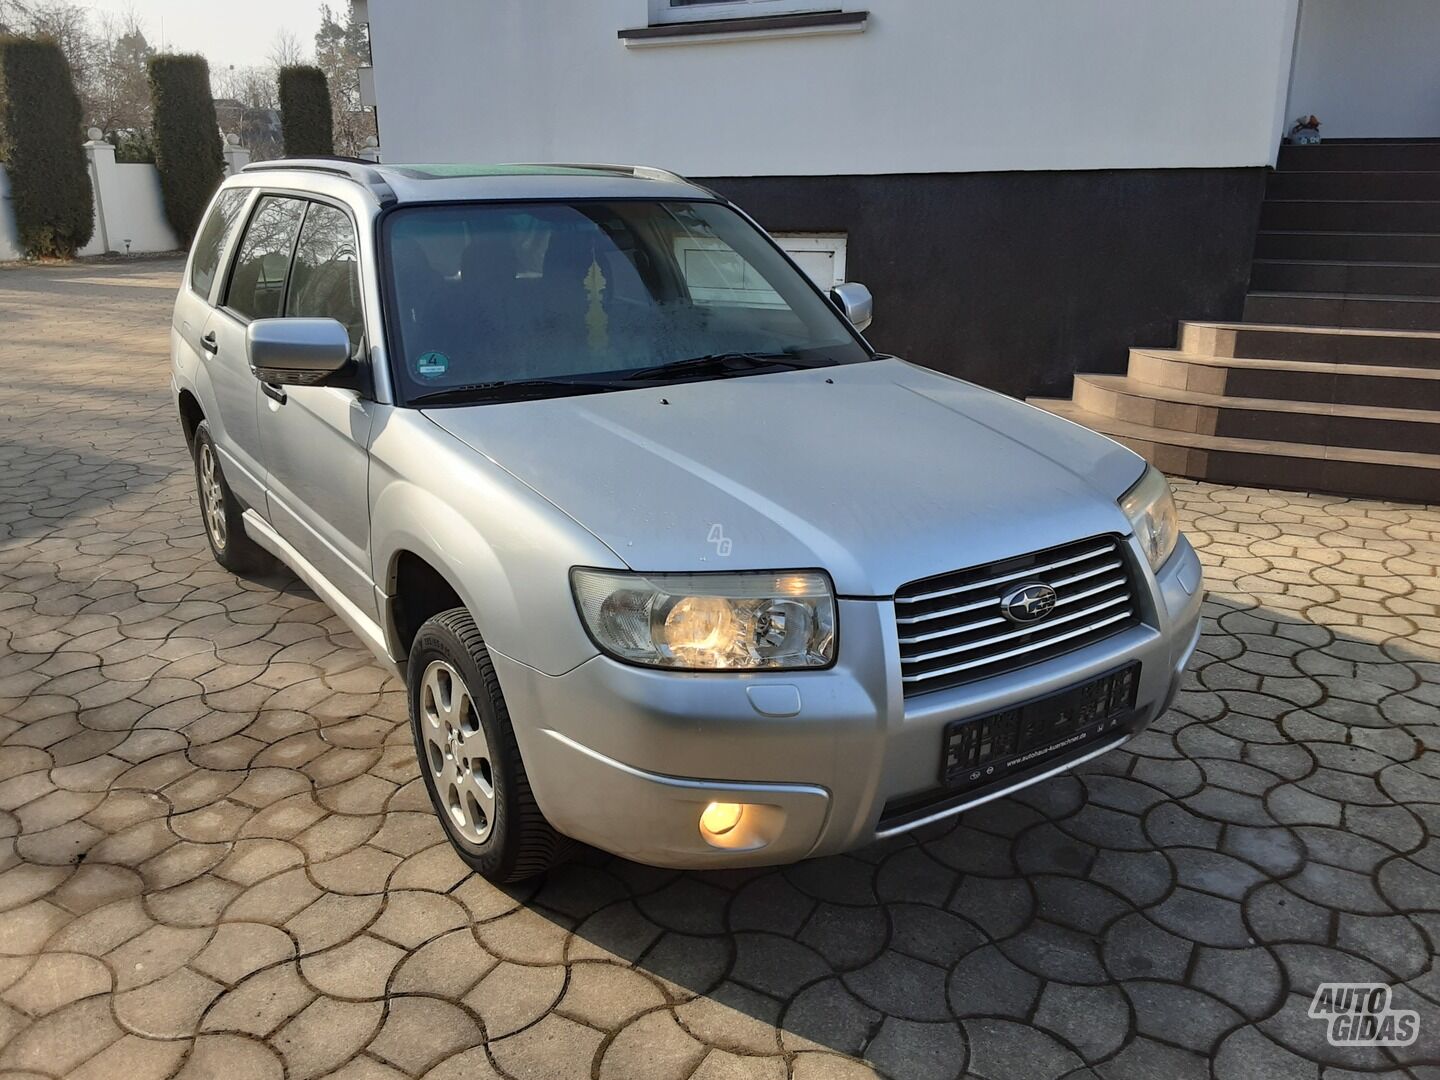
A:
477;593;1440;1078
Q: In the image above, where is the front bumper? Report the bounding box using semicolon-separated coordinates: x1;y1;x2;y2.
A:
495;534;1204;868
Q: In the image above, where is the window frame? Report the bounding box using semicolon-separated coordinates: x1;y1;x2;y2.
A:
220;192;312;324
647;0;835;24
214;188;373;398
773;233;848;290
220;190;369;341
188;188;255;305
284;200;368;358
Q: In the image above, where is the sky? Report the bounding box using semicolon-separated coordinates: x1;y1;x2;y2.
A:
76;0;324;73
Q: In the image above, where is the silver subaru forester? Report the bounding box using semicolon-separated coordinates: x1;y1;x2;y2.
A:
170;159;1204;882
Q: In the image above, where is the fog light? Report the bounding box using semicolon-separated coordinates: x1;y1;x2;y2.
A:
700;801;743;836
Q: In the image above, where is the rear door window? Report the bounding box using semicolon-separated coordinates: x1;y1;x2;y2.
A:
225;196;308;320
189;189;250;300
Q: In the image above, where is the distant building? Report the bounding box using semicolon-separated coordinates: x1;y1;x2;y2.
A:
213;98;282;161
211;97;246;136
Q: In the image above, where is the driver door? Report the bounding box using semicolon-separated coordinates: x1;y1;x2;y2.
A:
254;199;378;620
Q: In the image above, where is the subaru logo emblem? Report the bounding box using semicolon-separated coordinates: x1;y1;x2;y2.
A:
1000;582;1057;624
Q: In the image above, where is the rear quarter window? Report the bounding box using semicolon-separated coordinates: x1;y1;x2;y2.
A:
190;190;250;299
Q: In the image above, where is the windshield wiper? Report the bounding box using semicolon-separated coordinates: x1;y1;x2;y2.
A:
620;350;835;382
410;378;625;406
410;351;840;404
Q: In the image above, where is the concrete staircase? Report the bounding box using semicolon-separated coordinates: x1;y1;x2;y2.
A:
1029;141;1440;504
1248;140;1440;331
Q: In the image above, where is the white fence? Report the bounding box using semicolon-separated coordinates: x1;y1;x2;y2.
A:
78;141;178;256
0;136;253;260
0;166;22;261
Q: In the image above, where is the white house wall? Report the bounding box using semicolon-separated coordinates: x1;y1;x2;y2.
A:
1286;0;1440;140
367;0;1300;175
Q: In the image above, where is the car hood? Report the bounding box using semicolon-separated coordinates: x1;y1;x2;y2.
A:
422;358;1146;596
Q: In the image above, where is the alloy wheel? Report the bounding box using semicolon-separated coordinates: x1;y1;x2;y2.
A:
419;658;496;845
198;443;227;549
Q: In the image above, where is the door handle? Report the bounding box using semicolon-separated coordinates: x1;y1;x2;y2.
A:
200;332;219;355
261;382;287;405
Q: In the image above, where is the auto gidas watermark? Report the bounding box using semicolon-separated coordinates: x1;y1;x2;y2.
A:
1309;983;1419;1047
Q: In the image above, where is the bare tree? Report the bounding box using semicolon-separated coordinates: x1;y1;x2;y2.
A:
0;0;24;33
0;2;162;155
0;0;297;163
212;63;283;161
213;64;278;112
88;9;154;135
4;1;97;95
267;28;305;70
314;3;376;157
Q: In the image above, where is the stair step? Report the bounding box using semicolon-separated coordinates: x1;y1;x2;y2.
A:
1260;200;1440;233
1255;231;1440;263
1126;348;1440;410
1028;400;1440;504
1277;143;1440;173
1267;171;1440;201
1073;374;1440;454
1179;320;1440;366
1244;291;1440;332
1249;259;1440;298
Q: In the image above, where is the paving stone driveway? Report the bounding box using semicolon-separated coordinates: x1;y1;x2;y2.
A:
1;258;1439;1080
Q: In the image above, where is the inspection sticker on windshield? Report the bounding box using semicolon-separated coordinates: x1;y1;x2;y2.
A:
416;351;449;378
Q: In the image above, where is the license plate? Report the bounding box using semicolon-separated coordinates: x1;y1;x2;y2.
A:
941;663;1139;791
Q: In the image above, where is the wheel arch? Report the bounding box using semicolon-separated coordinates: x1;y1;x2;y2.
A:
387;549;467;659
371;466;612;677
177;388;205;448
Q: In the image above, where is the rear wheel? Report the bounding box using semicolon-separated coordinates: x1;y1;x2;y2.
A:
407;607;572;882
192;421;272;574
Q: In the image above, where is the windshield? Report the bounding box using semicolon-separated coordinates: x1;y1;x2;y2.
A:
383;199;871;403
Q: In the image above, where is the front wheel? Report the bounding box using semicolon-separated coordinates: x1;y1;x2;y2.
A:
407;608;572;882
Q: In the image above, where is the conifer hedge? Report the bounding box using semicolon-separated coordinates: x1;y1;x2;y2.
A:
278;65;333;157
0;37;94;258
148;54;223;247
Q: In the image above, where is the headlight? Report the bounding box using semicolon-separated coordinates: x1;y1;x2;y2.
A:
1120;466;1180;571
571;568;836;670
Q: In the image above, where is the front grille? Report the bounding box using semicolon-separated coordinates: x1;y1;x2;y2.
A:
895;535;1140;696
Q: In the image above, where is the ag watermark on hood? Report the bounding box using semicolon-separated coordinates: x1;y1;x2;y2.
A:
1309;983;1419;1047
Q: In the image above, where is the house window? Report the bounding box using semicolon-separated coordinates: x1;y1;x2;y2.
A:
648;0;837;25
775;234;847;292
674;236;786;308
670;234;846;304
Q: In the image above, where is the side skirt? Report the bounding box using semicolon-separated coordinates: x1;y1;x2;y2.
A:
242;509;405;678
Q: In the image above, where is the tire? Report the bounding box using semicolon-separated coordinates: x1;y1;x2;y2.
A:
192;420;272;574
407;607;573;882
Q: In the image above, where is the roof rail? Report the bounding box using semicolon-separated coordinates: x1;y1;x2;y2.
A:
505;162;690;184
241;157;396;205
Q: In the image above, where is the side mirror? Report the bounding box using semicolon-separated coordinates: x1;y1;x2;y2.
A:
830;282;873;333
246;318;352;386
